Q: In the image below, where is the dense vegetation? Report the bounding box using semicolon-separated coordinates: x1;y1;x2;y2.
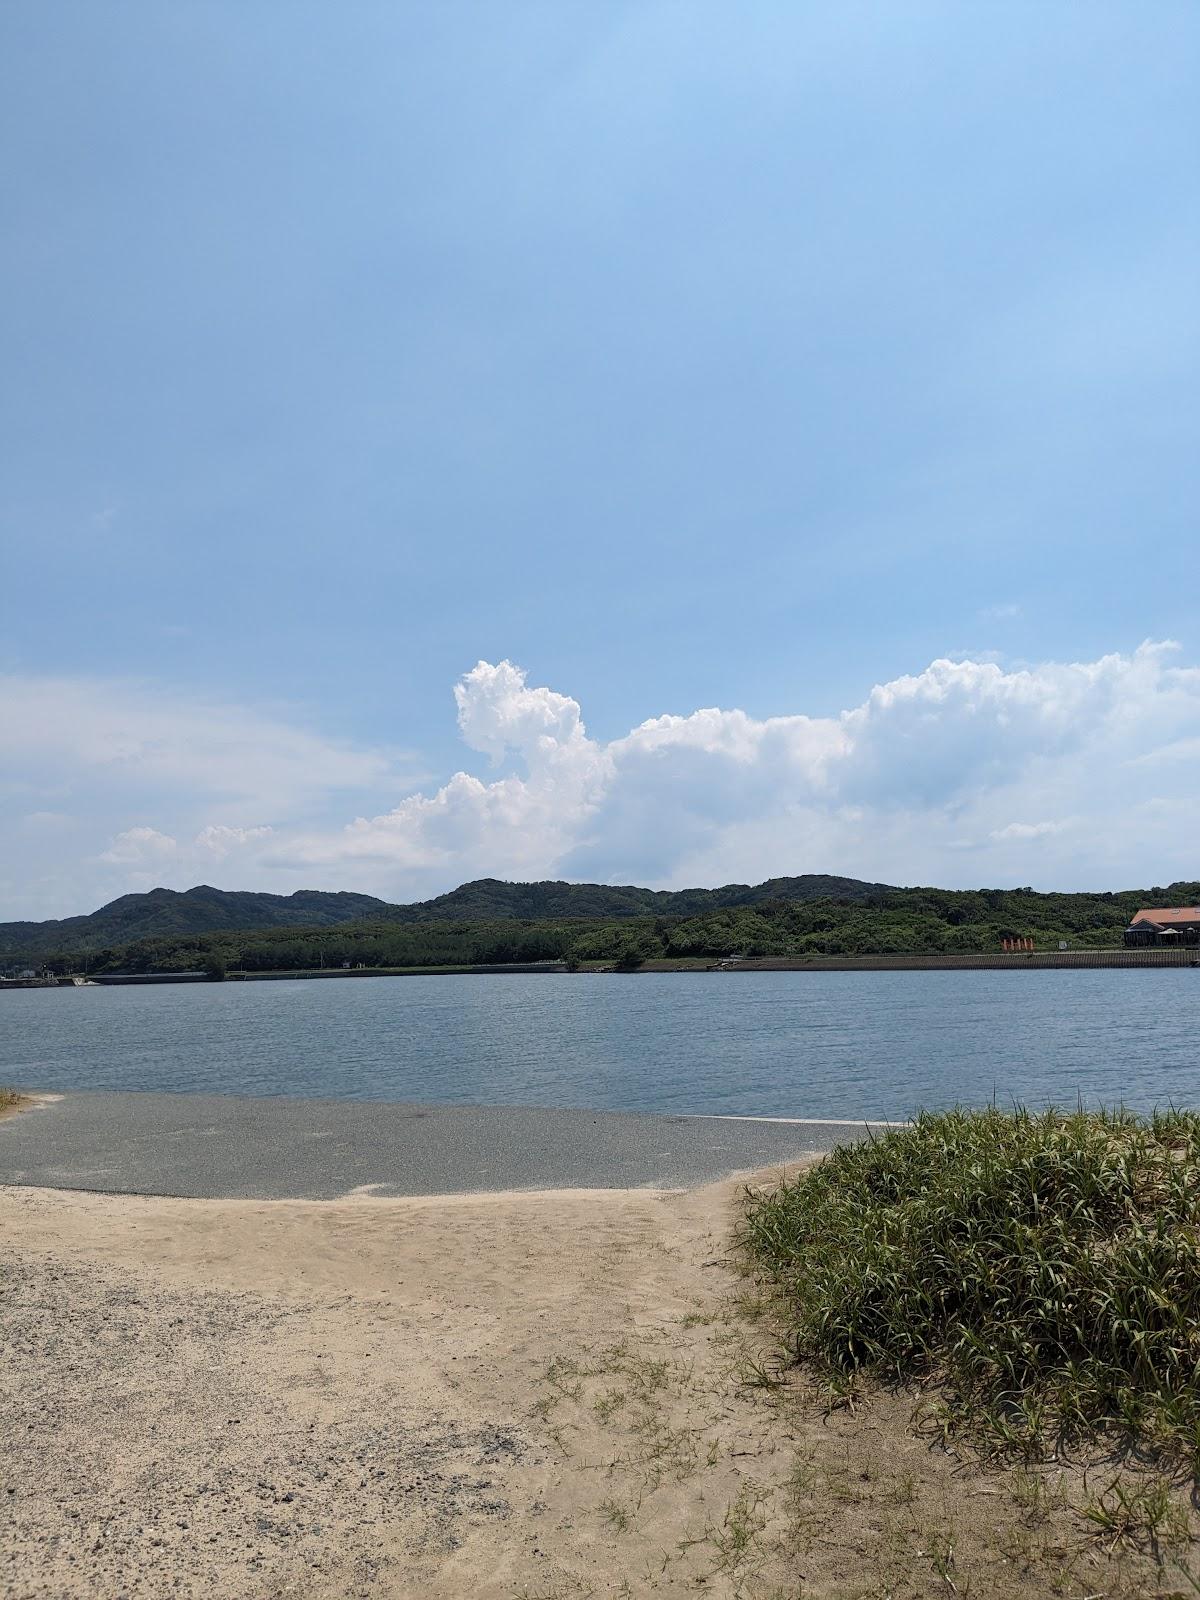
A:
0;885;393;962
741;1107;1200;1464
404;872;891;922
7;878;1197;976
0;874;888;964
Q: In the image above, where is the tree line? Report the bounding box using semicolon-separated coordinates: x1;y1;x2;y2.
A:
28;882;1198;976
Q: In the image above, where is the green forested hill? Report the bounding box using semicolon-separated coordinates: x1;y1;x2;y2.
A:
0;874;890;962
393;873;892;922
5;877;1197;976
0;885;393;962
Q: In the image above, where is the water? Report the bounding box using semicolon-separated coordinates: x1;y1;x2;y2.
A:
1;971;1197;1119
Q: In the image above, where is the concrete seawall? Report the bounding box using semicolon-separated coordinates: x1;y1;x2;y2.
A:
4;948;1197;991
702;949;1200;972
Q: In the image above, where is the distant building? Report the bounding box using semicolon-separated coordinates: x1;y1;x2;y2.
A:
1123;907;1200;947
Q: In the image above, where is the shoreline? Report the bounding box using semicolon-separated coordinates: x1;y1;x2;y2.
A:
5;1154;1182;1597
0;1090;869;1201
4;944;1198;990
0;1168;774;1597
5;1124;1188;1595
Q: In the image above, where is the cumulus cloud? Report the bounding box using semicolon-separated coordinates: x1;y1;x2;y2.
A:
297;662;609;882
195;824;275;857
89;822;276;893
6;643;1200;915
288;641;1200;894
100;826;179;865
990;821;1068;842
453;659;587;763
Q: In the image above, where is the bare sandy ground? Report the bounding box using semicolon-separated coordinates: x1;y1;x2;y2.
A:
1;1168;1191;1599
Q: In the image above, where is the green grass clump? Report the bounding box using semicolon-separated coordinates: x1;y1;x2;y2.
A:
741;1106;1200;1462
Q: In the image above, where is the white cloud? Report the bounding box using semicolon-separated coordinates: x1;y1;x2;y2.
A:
88;822;276;890
6;642;1200;916
453;659;587;763
296;662;609;882
0;673;407;817
0;674;416;914
194;824;275;858
287;641;1200;895
100;826;179;865
989;820;1068;842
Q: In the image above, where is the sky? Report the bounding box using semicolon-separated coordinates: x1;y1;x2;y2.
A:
2;2;1198;918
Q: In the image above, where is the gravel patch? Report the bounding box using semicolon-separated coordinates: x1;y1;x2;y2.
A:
1;1255;534;1598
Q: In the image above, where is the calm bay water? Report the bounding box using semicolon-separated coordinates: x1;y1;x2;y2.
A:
1;970;1197;1119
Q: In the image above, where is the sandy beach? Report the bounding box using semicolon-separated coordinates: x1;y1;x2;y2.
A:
2;1164;1184;1600
1;1148;1183;1598
2;1168;803;1599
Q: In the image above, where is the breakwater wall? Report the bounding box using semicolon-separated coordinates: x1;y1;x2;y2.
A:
707;949;1200;973
5;949;1197;990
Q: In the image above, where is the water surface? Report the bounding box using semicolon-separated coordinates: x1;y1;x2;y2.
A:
1;971;1197;1119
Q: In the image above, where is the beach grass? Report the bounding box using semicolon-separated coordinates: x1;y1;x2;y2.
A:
0;1086;28;1115
740;1105;1200;1466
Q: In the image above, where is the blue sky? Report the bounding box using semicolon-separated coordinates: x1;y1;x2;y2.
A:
2;3;1198;916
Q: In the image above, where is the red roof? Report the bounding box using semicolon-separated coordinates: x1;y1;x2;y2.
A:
1131;907;1200;926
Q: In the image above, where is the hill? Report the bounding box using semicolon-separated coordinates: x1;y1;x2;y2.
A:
0;885;393;963
394;874;892;922
5;875;1200;976
0;874;892;965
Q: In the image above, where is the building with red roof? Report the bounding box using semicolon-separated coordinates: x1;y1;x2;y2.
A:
1123;907;1200;947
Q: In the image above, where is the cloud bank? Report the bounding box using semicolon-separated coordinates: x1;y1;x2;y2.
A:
292;643;1194;895
2;644;1197;916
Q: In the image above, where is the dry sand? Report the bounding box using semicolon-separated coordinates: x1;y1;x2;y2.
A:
1;1167;1193;1599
